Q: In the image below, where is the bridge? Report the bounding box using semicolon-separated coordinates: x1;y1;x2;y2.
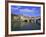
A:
13;15;40;23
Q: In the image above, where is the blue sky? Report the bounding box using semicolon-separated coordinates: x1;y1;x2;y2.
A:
11;5;41;17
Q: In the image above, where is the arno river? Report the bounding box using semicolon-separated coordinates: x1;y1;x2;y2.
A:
11;21;41;31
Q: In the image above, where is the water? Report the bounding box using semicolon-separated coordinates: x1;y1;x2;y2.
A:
11;21;41;31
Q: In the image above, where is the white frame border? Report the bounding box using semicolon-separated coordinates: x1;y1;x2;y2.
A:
8;3;43;34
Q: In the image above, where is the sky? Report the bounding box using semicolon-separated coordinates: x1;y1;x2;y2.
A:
11;5;41;17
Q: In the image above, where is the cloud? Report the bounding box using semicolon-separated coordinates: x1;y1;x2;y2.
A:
19;8;34;13
11;7;18;10
11;6;21;10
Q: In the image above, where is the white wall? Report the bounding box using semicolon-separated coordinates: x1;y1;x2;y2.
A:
0;0;46;37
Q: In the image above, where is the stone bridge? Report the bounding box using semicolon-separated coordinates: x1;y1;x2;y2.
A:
13;15;40;23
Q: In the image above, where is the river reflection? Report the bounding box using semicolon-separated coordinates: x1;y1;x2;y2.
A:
11;21;41;31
